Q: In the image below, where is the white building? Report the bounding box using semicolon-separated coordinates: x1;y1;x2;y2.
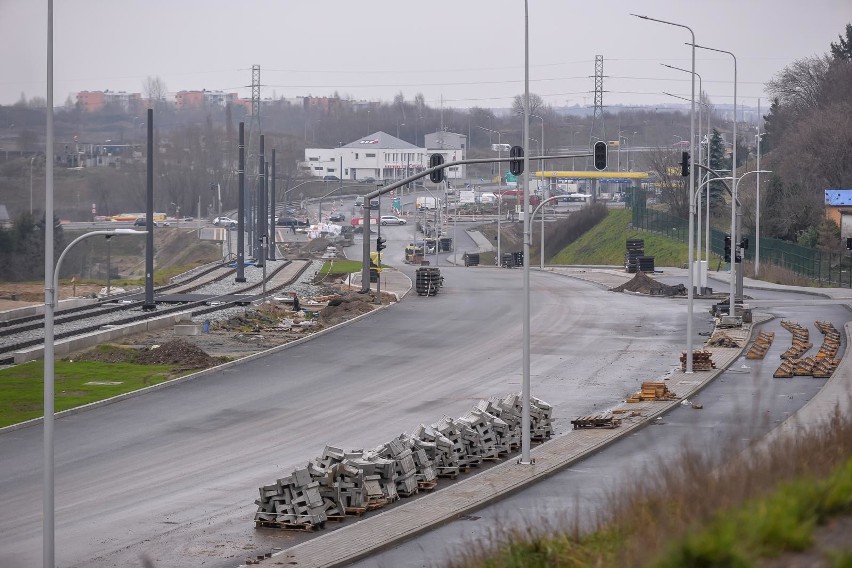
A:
424;131;467;179
301;130;468;183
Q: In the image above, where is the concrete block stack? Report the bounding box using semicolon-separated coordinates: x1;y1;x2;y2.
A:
432;417;477;471
255;393;555;530
530;396;554;440
254;467;328;528
373;438;419;496
475;399;515;455
459;407;502;460
414;423;460;477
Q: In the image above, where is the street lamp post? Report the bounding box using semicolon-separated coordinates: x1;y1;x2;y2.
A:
755;105;765;276
474;125;503;183
44;228;146;567
536;195;559;269
30;155;37;215
633;12;697;373
693;42;736;318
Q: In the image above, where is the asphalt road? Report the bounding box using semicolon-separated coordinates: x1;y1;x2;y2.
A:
350;280;851;568
0;253;701;567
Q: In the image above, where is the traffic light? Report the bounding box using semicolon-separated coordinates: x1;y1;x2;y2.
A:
740;237;749;250
680;151;690;177
724;235;731;262
429;153;444;183
593;141;607;171
847;237;852;250
376;236;386;252
509;145;524;176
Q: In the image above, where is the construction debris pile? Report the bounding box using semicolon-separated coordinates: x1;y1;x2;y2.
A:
745;331;775;359
611;271;686;296
680;350;717;371
627;381;678;403
254;394;553;530
706;331;741;348
774;320;841;378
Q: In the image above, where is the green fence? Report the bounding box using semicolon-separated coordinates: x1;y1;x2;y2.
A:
631;205;852;288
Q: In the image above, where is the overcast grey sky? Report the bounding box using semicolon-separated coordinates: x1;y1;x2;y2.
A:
1;0;849;110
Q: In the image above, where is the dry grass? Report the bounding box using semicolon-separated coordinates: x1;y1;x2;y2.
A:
450;404;852;568
740;261;819;288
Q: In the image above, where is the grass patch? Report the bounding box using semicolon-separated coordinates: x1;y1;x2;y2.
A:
453;407;852;568
550;209;692;267
317;259;363;278
0;359;187;428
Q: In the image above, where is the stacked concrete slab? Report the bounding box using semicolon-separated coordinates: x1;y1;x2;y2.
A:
255;393;554;530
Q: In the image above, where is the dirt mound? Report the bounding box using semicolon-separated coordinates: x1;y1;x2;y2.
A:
321;292;376;325
611;271;686;296
74;344;139;363
135;339;222;369
72;339;221;370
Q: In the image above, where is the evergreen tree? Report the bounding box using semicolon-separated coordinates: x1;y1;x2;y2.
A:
830;23;852;61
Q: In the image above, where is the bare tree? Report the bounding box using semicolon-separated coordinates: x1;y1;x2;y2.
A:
142;76;168;107
646;147;689;218
766;55;831;118
512;93;545;116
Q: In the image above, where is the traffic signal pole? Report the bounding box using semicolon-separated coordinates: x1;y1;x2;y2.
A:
358;152;590;292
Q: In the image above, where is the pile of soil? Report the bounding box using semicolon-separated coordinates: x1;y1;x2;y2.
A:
73;339;222;370
135;339;223;369
611;271;686;296
320;292;378;325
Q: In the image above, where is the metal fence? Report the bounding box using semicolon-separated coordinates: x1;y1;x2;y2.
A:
631;205;852;288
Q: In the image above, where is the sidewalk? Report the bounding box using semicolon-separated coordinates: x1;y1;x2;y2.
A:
251;267;852;568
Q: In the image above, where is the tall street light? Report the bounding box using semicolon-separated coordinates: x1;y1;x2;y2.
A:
520;0;532;464
662;62;712;266
755;98;764;277
44;228;146;568
474;125;503;182
633;13;697;373
693;42;736;319
44;2;56;565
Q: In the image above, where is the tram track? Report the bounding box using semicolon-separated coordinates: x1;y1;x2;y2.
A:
0;259;312;365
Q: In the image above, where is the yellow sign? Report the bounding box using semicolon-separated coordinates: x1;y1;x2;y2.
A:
369;252;383;272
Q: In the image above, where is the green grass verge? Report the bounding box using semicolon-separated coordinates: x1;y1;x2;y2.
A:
0;360;186;428
652;457;852;568
549;209;691;268
459;458;852;568
317;259;363;278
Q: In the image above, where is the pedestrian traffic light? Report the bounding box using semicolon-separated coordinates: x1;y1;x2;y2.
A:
509;145;524;176
680;151;690;177
376;236;386;252
740;237;749;250
429;153;444;183
593;141;607;171
724;235;731;262
847;237;852;250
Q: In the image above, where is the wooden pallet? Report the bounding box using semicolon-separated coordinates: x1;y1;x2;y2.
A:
254;519;324;531
571;415;623;429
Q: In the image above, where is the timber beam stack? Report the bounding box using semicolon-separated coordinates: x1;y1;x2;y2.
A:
627;381;678;403
780;320;812;359
680;350;716;371
745;331;775;359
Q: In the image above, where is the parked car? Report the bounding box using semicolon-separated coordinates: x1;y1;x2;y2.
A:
359;177;377;184
322;175;340;181
213;216;237;226
133;218;167;227
276;217;310;227
329;213;345;222
380;215;406;226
